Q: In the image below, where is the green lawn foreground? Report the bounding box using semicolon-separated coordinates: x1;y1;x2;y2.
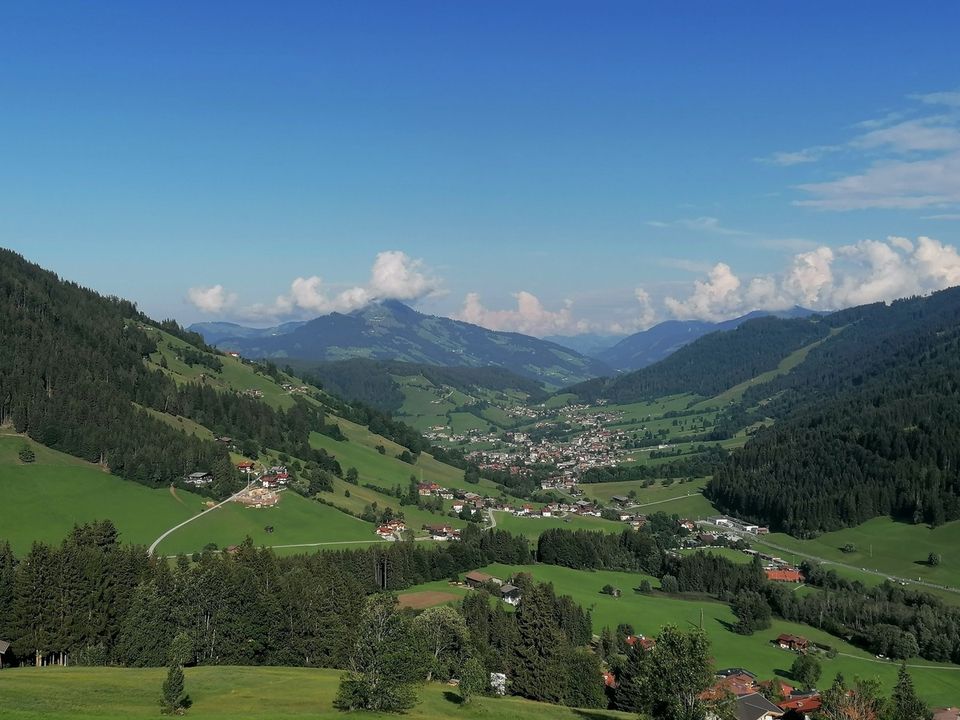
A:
0;666;632;720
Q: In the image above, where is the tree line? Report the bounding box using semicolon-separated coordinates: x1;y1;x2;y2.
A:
708;287;960;535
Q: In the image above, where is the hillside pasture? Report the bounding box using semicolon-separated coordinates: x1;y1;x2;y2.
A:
0;435;203;555
471;563;960;706
154;490;375;555
756;517;960;593
0;666;631;720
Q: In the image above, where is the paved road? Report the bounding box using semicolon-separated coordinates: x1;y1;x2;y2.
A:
836;652;960;671
487;509;498;530
147;482;252;556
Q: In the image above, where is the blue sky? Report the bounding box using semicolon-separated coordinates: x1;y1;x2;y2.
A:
3;2;960;335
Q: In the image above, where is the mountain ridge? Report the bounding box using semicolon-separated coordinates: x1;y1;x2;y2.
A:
596;306;818;370
190;300;610;387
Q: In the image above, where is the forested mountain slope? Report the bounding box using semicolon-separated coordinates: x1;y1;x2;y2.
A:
569;316;831;403
191;300;610;387
0;250;402;499
595;307;815;371
287;357;547;413
707;288;960;536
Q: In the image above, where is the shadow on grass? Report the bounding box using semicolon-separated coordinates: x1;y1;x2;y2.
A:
443;691;464;706
574;712;620;720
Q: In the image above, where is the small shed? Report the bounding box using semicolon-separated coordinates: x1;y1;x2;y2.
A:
0;640;10;669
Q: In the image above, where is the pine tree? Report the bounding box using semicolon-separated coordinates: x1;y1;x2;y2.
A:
510;583;564;701
160;663;190;715
889;664;931;720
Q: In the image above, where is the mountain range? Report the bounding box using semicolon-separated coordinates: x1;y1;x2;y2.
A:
593;306;818;371
190;300;610;387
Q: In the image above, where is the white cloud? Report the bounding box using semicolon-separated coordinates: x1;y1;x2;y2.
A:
913;90;960;108
240;250;441;320
922;213;960;221
457;291;593;337
632;288;657;330
853;117;960;153
759;145;839;166
795;152;960;210
187;284;236;314
647;236;960;321
663;263;742;322
367;250;438;301
782;91;960;211
646;216;749;236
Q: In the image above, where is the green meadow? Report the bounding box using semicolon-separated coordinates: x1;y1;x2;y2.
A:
0;435;203;555
467;563;960;706
0;666;631;720
582;477;708;504
492;510;626;539
155;491;376;555
755;517;960;592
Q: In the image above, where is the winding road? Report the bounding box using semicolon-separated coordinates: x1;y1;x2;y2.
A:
147;482;252;556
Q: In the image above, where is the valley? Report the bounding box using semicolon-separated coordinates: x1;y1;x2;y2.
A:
6;249;960;718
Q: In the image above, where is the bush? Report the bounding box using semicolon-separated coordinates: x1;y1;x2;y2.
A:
660;575;679;594
18;445;35;463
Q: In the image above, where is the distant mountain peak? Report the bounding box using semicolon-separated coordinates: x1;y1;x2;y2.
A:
191;302;611;387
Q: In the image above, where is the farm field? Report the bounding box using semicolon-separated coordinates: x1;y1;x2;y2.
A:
492;511;626;540
0;666;631;720
317;475;469;535
0;435;203;555
632;493;717;519
154;491;376;555
755;517;960;593
469;563;960;706
581;477;708;505
311;422;501;495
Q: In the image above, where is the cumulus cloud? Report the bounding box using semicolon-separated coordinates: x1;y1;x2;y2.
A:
368;250;437;301
648;236;960;321
242;250;440;320
187;284;236;314
457;291;593;337
663;263;742;321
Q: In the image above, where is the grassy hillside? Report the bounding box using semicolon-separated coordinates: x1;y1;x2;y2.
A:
154;490;376;556
465;563;960;706
754;517;960;591
0;666;631;720
0;435;203;555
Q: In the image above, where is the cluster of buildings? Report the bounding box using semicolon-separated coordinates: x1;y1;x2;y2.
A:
707;514;771;535
702;668;823;719
375;519;407;539
424;405;639;494
463;571;522;605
